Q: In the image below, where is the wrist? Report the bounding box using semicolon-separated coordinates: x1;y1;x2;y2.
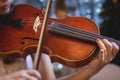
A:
81;67;95;80
85;67;98;78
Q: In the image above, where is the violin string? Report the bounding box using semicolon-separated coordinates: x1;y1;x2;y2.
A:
15;16;120;46
15;16;120;45
15;16;52;25
20;17;51;24
51;22;120;46
52;22;98;40
62;23;120;45
62;24;120;46
50;23;96;42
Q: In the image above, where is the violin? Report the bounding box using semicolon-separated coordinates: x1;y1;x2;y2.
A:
0;4;120;68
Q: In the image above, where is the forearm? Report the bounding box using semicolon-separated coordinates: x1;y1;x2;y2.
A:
39;54;56;80
57;67;93;80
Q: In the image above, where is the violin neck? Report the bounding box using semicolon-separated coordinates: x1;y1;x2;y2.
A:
49;22;120;47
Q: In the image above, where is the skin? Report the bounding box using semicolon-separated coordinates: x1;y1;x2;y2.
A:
0;0;119;80
0;70;41;80
0;0;14;15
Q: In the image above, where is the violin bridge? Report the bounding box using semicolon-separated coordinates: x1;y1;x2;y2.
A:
33;16;41;33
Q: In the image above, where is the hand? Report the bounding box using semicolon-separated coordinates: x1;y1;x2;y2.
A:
0;69;41;80
88;39;119;75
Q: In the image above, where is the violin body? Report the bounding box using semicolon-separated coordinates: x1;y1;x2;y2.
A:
0;4;100;68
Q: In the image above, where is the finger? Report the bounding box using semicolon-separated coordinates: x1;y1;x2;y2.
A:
111;42;119;60
98;49;104;64
26;76;38;80
102;39;113;61
21;73;38;80
96;39;107;61
27;76;40;80
27;70;41;80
